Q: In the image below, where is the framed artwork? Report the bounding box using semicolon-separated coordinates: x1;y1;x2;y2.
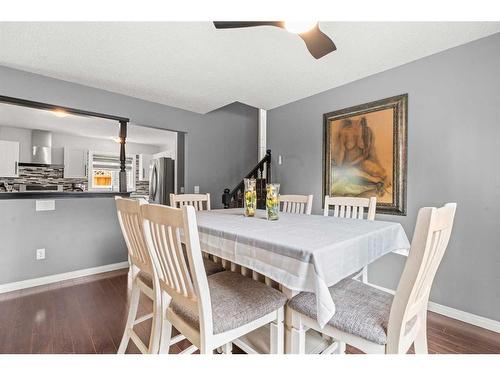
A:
323;94;408;215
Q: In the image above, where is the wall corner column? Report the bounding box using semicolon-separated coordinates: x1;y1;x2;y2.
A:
258;109;267;161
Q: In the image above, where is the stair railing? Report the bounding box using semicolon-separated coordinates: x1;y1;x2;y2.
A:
222;149;271;209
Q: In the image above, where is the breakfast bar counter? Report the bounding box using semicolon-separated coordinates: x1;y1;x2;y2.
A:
0;191;131;199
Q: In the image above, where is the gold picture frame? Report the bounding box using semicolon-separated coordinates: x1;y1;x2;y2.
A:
323;94;408;215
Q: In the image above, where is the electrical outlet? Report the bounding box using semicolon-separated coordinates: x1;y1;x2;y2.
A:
194;186;200;194
180;186;185;193
36;248;46;260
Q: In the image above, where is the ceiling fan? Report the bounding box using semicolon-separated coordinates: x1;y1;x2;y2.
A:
213;21;336;59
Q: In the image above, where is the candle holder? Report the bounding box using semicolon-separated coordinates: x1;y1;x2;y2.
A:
243;178;257;217
266;183;280;220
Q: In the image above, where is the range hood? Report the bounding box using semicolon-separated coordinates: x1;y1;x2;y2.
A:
18;130;64;168
32;130;52;164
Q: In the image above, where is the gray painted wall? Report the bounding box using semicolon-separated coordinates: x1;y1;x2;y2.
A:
0;65;257;285
267;33;500;321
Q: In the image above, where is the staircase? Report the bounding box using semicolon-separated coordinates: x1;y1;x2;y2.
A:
222;150;271;209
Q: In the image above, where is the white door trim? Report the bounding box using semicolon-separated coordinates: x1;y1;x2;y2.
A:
258;108;267;161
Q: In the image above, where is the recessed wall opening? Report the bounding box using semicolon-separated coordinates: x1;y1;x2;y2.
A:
0;96;184;200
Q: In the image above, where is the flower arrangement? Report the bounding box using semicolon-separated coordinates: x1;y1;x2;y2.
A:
266;183;280;220
244;178;257;217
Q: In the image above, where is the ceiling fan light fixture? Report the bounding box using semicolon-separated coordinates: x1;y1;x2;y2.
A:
284;21;317;34
213;21;336;59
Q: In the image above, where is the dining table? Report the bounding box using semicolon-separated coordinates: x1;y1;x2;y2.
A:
196;208;410;333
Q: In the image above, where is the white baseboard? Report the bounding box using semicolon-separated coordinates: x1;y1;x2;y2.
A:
427;301;500;334
0;261;129;294
366;281;500;333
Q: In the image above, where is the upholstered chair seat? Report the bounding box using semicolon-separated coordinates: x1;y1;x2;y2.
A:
288;278;416;345
171;271;287;334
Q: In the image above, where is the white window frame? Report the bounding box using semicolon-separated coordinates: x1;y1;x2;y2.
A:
87;151;136;192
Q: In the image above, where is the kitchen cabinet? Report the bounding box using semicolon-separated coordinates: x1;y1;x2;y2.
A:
138;153;152;181
0;140;20;177
64;148;87;178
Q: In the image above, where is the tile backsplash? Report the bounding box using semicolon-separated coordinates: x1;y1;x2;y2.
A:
0;165;86;191
0;158;149;194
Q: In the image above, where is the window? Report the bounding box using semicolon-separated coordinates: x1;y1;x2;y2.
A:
88;151;136;191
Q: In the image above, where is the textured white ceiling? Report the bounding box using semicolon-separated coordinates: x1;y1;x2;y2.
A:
0;102;176;146
0;22;499;114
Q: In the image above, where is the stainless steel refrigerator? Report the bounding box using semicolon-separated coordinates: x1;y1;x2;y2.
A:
149;157;175;205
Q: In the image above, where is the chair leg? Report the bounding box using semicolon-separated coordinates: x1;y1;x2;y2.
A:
414;313;428;354
334;341;346;354
158;291;173;354
222;342;233;354
147;287;162;354
200;345;214;354
158;321;173;354
290;327;306;354
288;310;306;354
118;279;141;354
270;308;285;354
361;266;368;284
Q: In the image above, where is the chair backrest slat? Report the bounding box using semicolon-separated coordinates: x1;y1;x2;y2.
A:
279;194;313;215
115;197;153;274
387;203;457;353
152;222;174;288
170;193;211;211
141;204;213;334
173;227;195;297
163;226;179;293
324;196;377;220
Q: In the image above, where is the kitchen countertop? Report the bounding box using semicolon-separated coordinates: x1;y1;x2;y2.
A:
0;191;131;200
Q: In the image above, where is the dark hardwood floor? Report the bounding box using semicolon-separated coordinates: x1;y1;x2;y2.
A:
0;271;499;354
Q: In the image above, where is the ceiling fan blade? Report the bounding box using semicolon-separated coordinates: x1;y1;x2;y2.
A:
298;24;336;59
213;21;284;29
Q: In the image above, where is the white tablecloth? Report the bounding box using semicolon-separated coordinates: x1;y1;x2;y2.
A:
196;208;410;327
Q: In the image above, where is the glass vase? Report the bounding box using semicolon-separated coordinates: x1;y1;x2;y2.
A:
266;183;280;220
243;178;257;217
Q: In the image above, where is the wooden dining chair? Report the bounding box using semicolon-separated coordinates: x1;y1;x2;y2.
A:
287;203;457;354
170;193;211;211
170;193;223;276
141;203;287;354
323;196;377;220
279;195;313;215
115;197;162;354
324;196;377;283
